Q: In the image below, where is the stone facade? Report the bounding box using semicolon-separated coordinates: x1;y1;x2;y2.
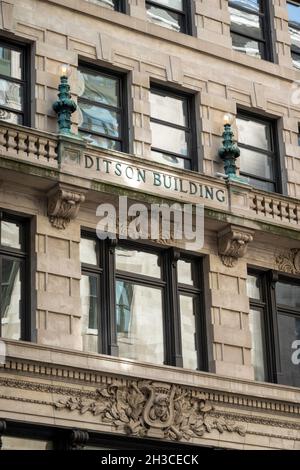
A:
0;0;299;450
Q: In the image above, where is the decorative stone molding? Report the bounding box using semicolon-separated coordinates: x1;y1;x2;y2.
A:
275;249;300;274
218;225;254;267
47;184;86;229
55;380;246;442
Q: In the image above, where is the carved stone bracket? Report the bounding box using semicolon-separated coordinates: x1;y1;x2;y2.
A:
55;380;246;442
275;249;300;274
67;429;89;450
47;184;86;230
218;225;254;267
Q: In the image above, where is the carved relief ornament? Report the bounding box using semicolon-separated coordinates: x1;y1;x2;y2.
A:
47;184;86;229
275;249;300;274
218;225;254;267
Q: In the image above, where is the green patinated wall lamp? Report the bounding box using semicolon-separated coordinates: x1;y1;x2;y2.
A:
218;114;246;183
53;64;77;136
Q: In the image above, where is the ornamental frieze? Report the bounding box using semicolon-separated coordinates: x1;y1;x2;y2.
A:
275;249;300;274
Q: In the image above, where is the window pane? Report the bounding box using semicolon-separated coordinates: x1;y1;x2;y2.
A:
247;275;261;300
177;260;194;286
78;71;119;107
151;150;191;169
116;281;164;364
288;2;300;28
80;274;99;353
2;437;53;450
290;26;300;49
278;314;300;387
249;308;266;381
237;117;270;150
230;7;263;40
78;103;120;138
79;131;121;150
246;176;275;192
229;0;260;13
147;5;182;32
1;258;22;340
150;91;188;127
292;51;300;69
116;247;160;278
276;282;300;309
0;46;22;79
87;0;119;9
0;108;22;124
151;121;188;156
153;0;183;10
240;148;274;180
231;32;262;58
0;79;23;111
80;238;97;265
1;221;22;249
180;295;198;369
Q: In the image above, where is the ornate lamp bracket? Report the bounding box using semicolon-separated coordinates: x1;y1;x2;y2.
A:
47;184;86;230
218;225;255;267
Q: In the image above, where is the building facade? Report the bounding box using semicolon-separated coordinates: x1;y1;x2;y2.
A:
0;0;300;450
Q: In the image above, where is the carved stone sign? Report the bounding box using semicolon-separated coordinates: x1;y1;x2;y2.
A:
55;380;246;442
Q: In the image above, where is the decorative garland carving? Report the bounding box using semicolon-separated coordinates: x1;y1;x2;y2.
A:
218;225;254;267
55;381;246;441
47;184;85;229
275;249;300;274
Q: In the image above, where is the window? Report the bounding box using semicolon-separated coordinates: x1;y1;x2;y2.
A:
247;271;300;387
287;1;300;69
0;41;29;125
150;87;195;170
80;235;207;370
0;213;28;341
229;0;272;60
86;0;124;11
146;1;190;34
236;113;279;192
78;65;127;151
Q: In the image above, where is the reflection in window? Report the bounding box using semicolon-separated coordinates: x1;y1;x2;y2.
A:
146;1;189;34
287;1;300;69
78;67;124;151
80;274;99;353
229;0;270;60
86;0;123;11
237;114;278;192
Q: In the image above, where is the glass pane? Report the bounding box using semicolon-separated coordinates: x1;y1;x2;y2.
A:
180;295;198;369
80;238;97;265
278;314;300;387
150;150;191;169
288;1;300;28
1;258;22;340
2;437;53;450
290;26;300;49
276;282;300;309
292;51;300;70
116;280;164;364
240;148;274;180
231;32;262;58
79;131;121;150
152;0;183;11
150;91;188;126
1;221;21;249
80;274;99;353
0;108;22;124
237;117;270;150
245;176;275;192
147;5;182;32
230;6;263;40
247;275;261;299
116;247;160;278
151;121;188;156
0;46;22;79
78;103;120;138
229;0;260;13
249;308;266;381
177;259;194;285
78;70;119;107
0;79;23;111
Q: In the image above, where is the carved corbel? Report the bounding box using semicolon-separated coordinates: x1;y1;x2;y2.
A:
275;249;300;274
67;429;89;450
218;225;254;267
47;184;86;230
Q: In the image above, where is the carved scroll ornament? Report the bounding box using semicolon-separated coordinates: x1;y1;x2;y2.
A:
275;249;300;274
47;184;85;229
218;225;254;268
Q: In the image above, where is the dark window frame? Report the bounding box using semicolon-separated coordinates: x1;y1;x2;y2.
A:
287;0;300;68
0;211;30;341
229;0;274;62
78;63;129;153
237;110;281;193
146;0;192;35
248;268;300;386
150;84;198;171
80;233;207;371
0;38;31;126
